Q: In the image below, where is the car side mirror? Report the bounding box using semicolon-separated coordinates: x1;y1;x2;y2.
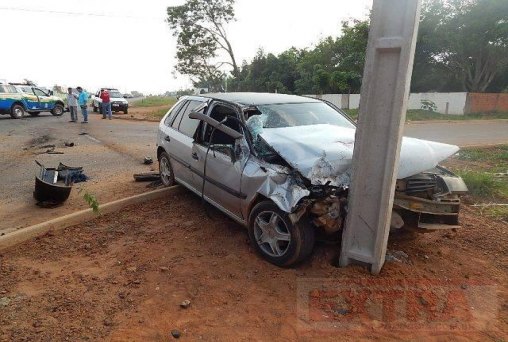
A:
189;112;243;140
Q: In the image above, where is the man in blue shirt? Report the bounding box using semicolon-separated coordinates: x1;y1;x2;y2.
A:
76;86;89;123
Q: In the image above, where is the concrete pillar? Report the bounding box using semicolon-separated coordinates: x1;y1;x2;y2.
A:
339;0;421;274
341;94;350;109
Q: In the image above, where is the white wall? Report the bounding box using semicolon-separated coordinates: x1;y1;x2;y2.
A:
307;92;468;115
307;94;343;108
407;92;467;115
349;94;361;110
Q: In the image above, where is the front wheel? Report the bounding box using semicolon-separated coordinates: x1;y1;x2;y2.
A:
123;109;128;114
248;201;315;267
93;104;98;113
51;104;64;116
10;104;25;119
159;151;175;187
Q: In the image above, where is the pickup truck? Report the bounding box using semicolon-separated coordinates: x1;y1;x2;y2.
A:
91;88;129;114
14;85;65;117
1;83;65;119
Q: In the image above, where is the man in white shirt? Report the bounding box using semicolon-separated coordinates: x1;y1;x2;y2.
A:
66;87;78;122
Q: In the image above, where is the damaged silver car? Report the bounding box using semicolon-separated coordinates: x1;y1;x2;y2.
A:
156;93;468;266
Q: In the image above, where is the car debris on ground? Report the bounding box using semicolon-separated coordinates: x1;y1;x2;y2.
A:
34;161;87;206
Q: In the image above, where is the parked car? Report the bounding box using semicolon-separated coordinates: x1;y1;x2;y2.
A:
92;88;128;114
123;93;133;98
0;83;65;118
156;93;468;267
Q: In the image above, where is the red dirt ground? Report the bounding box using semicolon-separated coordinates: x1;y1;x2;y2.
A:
1;188;507;341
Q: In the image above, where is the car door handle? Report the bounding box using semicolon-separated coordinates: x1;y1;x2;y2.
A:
191;152;199;160
164;136;171;142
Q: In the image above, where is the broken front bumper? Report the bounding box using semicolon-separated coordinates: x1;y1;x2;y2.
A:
393;171;468;230
393;194;462;230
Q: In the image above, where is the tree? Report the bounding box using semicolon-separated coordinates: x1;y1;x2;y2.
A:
23;79;36;86
416;0;508;92
52;85;64;94
167;0;239;88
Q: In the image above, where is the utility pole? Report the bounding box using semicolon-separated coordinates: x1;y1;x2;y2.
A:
339;0;422;274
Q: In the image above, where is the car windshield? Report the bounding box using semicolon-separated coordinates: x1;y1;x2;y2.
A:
108;91;123;98
247;102;355;132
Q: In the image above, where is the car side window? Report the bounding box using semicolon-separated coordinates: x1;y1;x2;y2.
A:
201;103;241;146
171;101;190;129
33;88;46;97
178;100;205;137
164;100;186;127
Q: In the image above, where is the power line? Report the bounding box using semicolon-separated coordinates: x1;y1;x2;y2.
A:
0;6;161;20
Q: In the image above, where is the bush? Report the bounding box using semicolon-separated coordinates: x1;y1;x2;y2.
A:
420;99;437;112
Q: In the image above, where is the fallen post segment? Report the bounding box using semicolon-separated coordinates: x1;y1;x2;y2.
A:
0;186;181;251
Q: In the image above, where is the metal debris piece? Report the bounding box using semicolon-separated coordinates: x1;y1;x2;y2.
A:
133;172;160;182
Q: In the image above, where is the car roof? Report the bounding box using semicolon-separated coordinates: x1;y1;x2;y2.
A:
198;92;321;106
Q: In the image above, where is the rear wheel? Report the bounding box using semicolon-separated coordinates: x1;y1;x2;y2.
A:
248;201;315;267
51;104;64;116
159;151;175;187
10;104;25;119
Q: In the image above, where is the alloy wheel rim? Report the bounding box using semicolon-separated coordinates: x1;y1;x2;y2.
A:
254;211;291;257
160;157;172;185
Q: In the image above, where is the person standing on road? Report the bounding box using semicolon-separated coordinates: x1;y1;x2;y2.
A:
66;87;78;122
77;86;89;123
100;89;112;120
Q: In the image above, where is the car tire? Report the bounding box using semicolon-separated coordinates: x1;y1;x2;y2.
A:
10;104;25;119
123;109;128;114
93;104;98;113
51;104;64;116
159;151;175;187
248;201;315;267
29;112;40;117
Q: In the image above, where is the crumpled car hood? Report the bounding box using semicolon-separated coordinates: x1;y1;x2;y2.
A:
259;124;459;187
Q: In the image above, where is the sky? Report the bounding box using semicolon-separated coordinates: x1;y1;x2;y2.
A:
0;0;372;94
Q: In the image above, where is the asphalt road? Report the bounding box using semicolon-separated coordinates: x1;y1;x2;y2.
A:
405;120;508;146
0;111;158;234
0;112;506;234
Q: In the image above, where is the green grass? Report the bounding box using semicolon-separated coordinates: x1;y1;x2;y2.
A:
131;96;177;108
457;170;508;199
341;108;508;122
457;145;508;167
456;145;508;198
481;206;508;221
342;109;358;120
150;107;171;119
450;145;508;220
